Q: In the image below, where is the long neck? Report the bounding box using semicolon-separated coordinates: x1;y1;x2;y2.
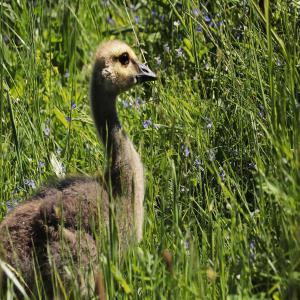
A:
91;79;144;242
91;84;120;147
90;81;135;192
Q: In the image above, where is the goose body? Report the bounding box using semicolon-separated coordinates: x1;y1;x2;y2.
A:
0;40;156;293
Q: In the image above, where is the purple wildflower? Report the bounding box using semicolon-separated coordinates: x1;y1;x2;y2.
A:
151;9;158;17
143;119;152;129
44;126;50;136
107;16;114;24
184;146;190;157
204;15;211;23
24;179;36;189
6;198;19;212
71;102;76;109
122;100;130;108
219;167;225;182
258;104;265;119
192;9;200;17
196;25;203;32
135;97;145;108
65;116;71;122
176;47;183;57
38;161;45;168
135;16;140;23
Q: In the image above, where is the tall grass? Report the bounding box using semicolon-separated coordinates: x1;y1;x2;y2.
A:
0;0;299;298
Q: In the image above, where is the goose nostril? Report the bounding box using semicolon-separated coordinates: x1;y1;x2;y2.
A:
136;63;157;83
141;66;149;73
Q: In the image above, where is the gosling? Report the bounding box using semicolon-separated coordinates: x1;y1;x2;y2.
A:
0;40;157;295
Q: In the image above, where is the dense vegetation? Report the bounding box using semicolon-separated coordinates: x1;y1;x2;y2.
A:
0;0;299;299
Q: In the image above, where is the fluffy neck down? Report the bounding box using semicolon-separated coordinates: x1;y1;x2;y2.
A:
90;82;144;242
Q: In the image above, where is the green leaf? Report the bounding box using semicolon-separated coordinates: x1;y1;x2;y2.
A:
54;107;69;128
111;265;132;294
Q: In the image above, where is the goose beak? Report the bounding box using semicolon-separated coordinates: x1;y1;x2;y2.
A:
136;63;157;83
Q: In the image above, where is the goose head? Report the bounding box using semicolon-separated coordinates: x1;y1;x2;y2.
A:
92;40;157;95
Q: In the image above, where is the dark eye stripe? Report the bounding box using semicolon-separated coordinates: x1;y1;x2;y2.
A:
119;52;130;65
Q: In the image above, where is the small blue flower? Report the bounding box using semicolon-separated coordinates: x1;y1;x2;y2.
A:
184;146;190;157
122;100;130;108
258;104;265;119
71;102;76;109
135;16;140;23
143;119;152;129
38;161;45;168
135;97;143;106
204;15;211;23
219;168;225;182
107;16;114;24
151;9;158;17
44;126;50;136
65;116;71;122
24;179;36;189
176;47;183;57
64;71;70;78
6;198;18;212
195;159;200;167
192;9;200;17
196;25;203;32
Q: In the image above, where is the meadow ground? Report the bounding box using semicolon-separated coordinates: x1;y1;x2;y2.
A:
0;0;300;299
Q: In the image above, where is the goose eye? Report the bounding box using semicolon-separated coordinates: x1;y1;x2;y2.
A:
119;53;129;65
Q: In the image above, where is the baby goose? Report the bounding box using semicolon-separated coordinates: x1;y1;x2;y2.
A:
0;40;156;294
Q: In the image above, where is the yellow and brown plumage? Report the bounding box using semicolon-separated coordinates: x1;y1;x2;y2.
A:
0;40;157;295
